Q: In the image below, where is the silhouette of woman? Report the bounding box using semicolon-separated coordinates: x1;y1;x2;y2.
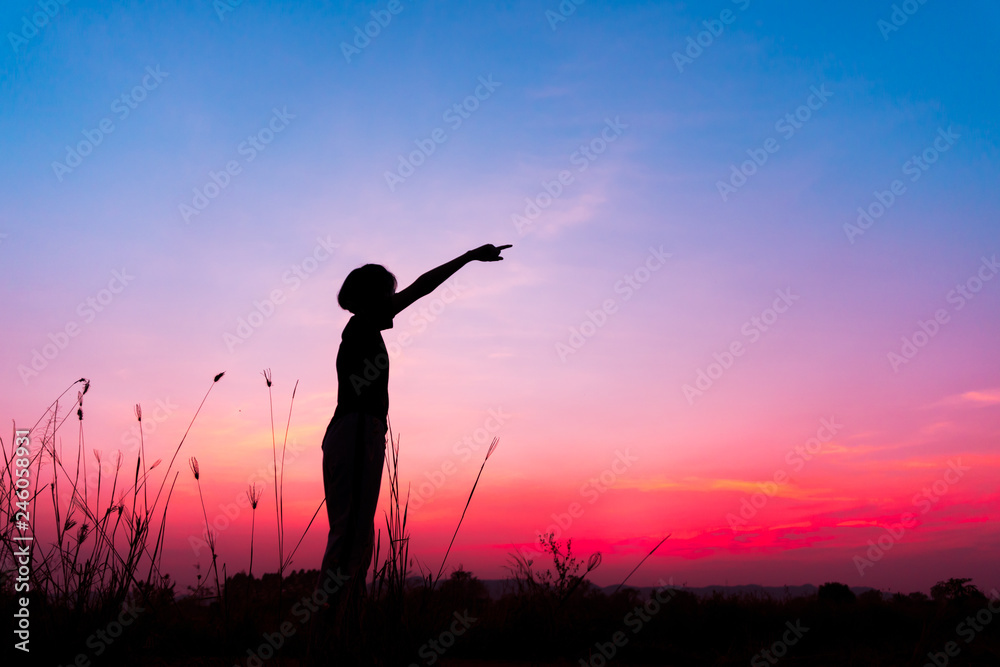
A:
316;243;511;636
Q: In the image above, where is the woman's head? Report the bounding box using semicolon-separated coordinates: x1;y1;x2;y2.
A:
338;264;397;315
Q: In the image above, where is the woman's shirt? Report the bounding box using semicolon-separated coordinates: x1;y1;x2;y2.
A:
333;311;393;422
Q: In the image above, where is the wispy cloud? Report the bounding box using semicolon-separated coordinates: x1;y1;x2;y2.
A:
925;388;1000;408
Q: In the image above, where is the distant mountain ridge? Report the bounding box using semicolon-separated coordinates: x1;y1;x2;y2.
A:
463;579;879;600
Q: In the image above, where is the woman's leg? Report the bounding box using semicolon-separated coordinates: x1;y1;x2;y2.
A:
335;415;387;642
319;413;359;585
348;415;388;579
314;413;387;648
307;414;361;664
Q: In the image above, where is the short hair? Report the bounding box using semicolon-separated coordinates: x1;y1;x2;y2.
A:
337;264;397;314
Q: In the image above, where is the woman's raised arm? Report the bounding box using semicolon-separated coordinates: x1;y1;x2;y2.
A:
390;244;511;315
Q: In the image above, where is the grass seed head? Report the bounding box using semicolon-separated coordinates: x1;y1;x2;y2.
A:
587;552;602;572
247;484;262;509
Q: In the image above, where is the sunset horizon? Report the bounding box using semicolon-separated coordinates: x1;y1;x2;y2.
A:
4;1;999;664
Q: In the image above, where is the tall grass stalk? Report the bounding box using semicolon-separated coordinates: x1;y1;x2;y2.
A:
190;457;222;604
372;425;410;600
262;370;298;629
281;497;325;573
263;370;281;568
135;404;149;513
613;534;671;594
149;372;225;522
247;484;262;579
435;437;499;586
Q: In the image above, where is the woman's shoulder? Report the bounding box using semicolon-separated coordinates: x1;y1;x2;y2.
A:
342;314;384;340
343;311;393;337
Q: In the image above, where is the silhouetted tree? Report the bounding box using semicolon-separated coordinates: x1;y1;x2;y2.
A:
439;567;489;607
818;581;856;604
930;578;986;603
858;589;884;605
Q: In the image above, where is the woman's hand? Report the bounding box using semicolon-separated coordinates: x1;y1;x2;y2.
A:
467;244;512;262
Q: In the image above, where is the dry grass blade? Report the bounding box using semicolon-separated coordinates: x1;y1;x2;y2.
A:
435;436;500;585
247;484;262;578
613;534;671;594
191;456;222;603
281;497;326;573
149;372;225;520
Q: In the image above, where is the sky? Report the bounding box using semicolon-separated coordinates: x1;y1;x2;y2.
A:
2;0;999;597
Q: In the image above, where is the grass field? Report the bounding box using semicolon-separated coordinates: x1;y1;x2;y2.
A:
3;377;999;666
